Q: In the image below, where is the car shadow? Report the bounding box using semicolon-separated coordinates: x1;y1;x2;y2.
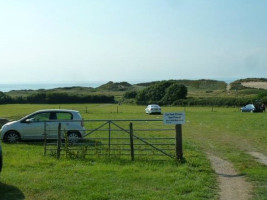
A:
0;182;25;200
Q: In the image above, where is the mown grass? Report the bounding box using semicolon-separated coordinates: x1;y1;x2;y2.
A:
0;104;217;200
0;104;266;199
0;142;216;200
179;107;267;199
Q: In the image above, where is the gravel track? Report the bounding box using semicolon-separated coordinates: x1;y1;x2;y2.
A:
207;153;252;200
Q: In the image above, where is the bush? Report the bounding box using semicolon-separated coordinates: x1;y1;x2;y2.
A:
173;97;255;107
123;91;137;99
160;83;187;105
0;92;13;104
257;91;267;99
136;81;188;105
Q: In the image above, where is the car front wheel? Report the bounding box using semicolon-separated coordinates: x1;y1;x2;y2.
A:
4;131;20;143
68;132;81;143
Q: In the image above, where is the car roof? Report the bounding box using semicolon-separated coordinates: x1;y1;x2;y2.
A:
33;109;79;113
27;109;79;117
18;109;80;121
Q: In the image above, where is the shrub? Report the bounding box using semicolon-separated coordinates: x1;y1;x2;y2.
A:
123;91;137;99
135;81;187;105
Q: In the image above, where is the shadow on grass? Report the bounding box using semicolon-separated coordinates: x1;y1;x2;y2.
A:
217;173;246;178
0;182;25;200
8;139;102;147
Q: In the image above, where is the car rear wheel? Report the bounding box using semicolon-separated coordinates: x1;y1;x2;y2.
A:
4;131;20;143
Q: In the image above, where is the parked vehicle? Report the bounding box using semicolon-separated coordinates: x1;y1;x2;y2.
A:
0;109;86;143
145;104;161;114
0;142;2;172
240;104;265;113
240;104;255;112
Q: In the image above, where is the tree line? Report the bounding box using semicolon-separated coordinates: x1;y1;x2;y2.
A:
0;92;115;104
124;80;188;105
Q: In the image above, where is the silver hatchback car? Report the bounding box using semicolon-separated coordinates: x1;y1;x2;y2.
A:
0;109;86;143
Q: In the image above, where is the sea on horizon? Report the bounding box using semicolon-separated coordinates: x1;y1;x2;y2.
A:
0;82;107;93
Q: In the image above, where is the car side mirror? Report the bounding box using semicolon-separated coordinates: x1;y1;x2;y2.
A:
25;118;34;123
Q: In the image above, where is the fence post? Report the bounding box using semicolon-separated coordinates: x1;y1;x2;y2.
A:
108;120;111;157
129;122;134;161
44;121;47;156
175;124;183;160
57;123;62;159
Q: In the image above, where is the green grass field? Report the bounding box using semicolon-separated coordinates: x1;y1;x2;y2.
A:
0;104;266;199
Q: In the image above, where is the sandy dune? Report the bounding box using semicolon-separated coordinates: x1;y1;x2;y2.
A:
241;82;267;89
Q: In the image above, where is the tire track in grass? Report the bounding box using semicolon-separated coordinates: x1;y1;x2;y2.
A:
207;153;252;200
247;152;267;166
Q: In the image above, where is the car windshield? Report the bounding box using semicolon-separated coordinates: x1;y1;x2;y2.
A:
246;104;255;109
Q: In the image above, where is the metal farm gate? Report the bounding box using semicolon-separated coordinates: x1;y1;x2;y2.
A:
44;119;183;161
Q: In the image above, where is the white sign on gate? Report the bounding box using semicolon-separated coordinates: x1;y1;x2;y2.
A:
163;112;185;124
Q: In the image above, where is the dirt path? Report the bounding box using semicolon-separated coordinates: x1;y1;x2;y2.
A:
226;84;231;91
207;153;252;200
248;152;267;166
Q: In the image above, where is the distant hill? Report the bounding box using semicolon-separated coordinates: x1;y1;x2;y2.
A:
6;86;96;97
97;81;133;91
4;78;266;99
136;79;227;90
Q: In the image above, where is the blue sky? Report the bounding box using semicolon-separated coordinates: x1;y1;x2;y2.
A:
0;0;266;84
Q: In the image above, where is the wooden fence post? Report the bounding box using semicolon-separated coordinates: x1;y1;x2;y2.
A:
108;120;111;157
43;121;47;156
57;123;62;159
175;124;183;160
129;122;134;161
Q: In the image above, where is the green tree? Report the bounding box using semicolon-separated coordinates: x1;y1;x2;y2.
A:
161;83;187;105
135;81;187;105
123;91;137;99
